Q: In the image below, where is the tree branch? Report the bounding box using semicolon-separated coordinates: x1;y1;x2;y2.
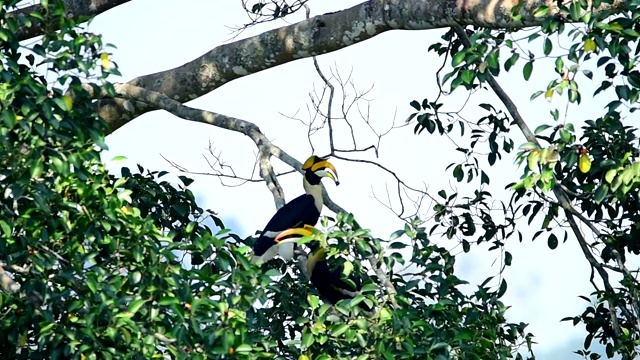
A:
94;0;628;133
259;147;286;209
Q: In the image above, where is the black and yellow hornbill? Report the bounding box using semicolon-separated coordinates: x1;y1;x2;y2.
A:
275;226;373;312
251;156;339;264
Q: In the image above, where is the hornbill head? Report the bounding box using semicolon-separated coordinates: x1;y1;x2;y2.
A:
275;226;373;312
302;155;340;186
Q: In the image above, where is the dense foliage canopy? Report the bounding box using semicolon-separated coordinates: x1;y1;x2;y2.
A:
2;0;640;359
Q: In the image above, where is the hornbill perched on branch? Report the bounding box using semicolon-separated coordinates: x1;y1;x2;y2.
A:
276;226;373;312
251;156;339;264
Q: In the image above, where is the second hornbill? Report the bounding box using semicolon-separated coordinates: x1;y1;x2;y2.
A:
251;155;339;264
276;226;373;312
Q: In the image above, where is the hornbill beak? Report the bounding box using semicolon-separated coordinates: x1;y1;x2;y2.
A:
250;227;312;264
303;156;340;185
274;225;325;276
313;170;339;185
274;224;316;244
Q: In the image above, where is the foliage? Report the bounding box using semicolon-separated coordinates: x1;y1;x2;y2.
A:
248;214;533;359
0;1;266;358
404;1;640;359
0;1;533;359
7;0;640;359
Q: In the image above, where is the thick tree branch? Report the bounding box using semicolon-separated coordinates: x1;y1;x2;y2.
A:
12;0;133;42
95;0;627;133
259;148;286;209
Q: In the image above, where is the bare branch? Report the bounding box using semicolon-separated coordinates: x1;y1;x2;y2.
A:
161;153;298;187
312;47;335;152
305;53;431;220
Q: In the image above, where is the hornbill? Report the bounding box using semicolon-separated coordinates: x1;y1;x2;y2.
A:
275;226;373;312
251;156;339;264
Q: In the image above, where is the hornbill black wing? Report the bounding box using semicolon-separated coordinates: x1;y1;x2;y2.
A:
252;194;320;258
310;258;372;312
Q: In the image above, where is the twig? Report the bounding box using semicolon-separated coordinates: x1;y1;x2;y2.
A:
161;153;296;185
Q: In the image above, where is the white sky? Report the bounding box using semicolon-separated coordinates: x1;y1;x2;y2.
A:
80;0;624;357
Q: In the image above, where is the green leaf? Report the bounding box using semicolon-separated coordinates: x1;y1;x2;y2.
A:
127;299;146;315
533;6;550;17
302;330;315;348
594;185;608;204
452;50;466;67
389;241;408;249
409;100;420;111
264;269;282;277
0;221;11;236
528;151;540;171
605;169;617;183
0;29;9;42
498;279;508;298
504;53;520;71
342;260;353;276
235;344;252;353
158;297;179;306
543;38;552;56
534;125;551;135
519;142;540;151
505;251;512;266
308;295;319;309
30;159;44;179
379;307;392;322
178;175;194;187
331;324;350;337
523;61;533;80
453;164;464;182
389;229;404;241
555;57;564;74
548;233;558;249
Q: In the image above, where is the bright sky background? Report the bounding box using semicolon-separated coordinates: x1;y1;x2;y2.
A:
67;0;626;357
